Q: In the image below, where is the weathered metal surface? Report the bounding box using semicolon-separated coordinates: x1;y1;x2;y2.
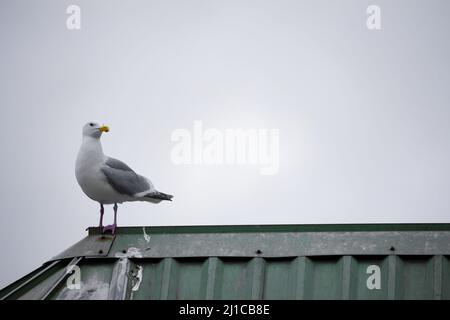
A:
0;261;61;300
51;234;115;261
104;231;450;258
1;224;450;300
41;257;83;300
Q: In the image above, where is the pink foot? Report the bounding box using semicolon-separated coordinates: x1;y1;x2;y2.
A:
103;224;117;234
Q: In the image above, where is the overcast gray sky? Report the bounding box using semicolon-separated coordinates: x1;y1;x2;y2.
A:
1;0;449;288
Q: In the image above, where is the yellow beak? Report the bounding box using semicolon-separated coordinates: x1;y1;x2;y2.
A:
99;125;109;133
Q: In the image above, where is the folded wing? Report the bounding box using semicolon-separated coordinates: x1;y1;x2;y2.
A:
101;157;154;196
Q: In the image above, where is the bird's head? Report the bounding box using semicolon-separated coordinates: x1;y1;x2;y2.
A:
82;122;110;139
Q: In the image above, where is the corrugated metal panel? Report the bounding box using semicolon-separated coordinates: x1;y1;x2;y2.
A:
1;224;450;300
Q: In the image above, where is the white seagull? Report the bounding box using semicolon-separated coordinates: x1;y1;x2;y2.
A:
75;122;173;234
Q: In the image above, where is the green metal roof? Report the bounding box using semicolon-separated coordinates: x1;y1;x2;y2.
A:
2;223;450;300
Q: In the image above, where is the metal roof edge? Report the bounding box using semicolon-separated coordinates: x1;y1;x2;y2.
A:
88;223;450;235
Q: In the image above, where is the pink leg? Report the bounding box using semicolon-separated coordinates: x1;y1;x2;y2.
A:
103;203;118;234
113;203;118;226
99;203;104;228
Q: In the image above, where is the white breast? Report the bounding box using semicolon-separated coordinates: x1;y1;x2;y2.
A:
75;136;129;204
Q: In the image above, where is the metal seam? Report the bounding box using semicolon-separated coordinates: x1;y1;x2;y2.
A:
41;257;83;300
0;260;60;300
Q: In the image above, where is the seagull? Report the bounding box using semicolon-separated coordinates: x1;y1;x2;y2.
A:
75;122;173;234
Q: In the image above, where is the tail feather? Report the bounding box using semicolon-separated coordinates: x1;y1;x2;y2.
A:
145;191;173;201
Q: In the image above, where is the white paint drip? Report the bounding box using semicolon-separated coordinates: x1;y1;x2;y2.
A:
58;280;110;300
132;265;143;292
112;247;144;299
114;247;143;258
142;227;151;243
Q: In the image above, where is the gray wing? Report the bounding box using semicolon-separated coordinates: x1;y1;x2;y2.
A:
101;157;153;196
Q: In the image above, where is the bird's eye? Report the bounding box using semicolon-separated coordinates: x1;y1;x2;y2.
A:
89;123;94;127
